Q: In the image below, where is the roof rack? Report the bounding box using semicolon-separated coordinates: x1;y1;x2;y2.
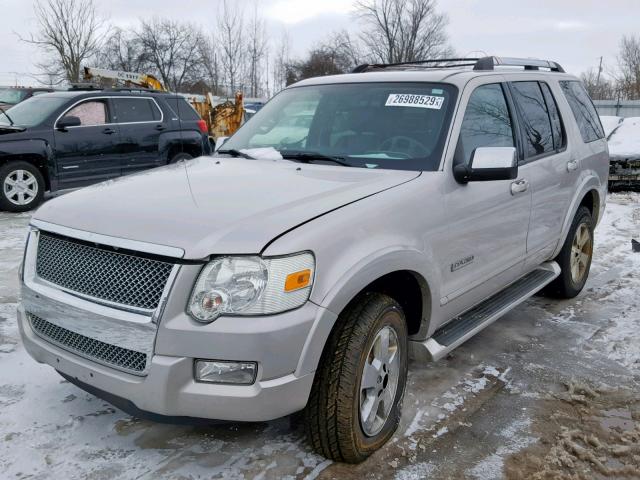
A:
352;56;565;73
68;83;102;91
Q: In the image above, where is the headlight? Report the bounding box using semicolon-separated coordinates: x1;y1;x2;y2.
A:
188;252;314;322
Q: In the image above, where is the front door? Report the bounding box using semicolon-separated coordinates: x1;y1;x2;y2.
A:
442;82;531;304
53;98;121;188
112;97;165;175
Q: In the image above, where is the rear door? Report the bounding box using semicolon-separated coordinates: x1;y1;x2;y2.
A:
442;80;531;303
112;97;165;175
53;98;121;188
508;80;572;265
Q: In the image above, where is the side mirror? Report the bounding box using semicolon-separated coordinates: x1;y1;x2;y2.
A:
453;147;518;183
214;136;229;151
56;115;81;130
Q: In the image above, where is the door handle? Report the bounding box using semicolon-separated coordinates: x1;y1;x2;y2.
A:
102;128;116;135
567;159;579;171
155;124;166;131
510;179;529;195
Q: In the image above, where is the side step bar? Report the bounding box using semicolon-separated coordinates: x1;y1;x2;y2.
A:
410;262;560;362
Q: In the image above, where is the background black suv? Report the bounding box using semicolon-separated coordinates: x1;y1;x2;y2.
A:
0;89;211;211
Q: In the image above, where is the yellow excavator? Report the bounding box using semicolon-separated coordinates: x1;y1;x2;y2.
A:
83;67;244;139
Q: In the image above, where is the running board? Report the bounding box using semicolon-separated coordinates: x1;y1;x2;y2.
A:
410;262;560;362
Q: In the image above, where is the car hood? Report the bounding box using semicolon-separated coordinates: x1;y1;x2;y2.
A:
33;157;419;259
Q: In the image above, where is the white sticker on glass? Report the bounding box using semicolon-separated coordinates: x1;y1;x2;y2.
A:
385;93;444;109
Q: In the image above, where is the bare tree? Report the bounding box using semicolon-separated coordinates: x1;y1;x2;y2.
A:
616;35;640;100
580;67;615;100
355;0;452;64
246;2;268;97
97;27;150;73
217;0;245;94
287;46;355;84
200;33;221;95
20;0;108;83
272;30;291;94
137;18;204;91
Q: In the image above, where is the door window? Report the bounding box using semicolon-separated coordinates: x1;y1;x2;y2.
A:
559;81;604;143
455;83;515;166
511;82;554;158
540;82;565;150
63;100;108;126
113;98;161;123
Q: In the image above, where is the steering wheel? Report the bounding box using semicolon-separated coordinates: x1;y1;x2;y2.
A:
379;136;429;157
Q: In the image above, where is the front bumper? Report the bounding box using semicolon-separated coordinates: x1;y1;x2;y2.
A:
18;303;319;422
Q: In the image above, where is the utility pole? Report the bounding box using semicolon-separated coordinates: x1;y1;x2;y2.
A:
596;56;603;97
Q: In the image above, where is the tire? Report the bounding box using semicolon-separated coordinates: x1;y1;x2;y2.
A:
544;206;594;298
305;293;408;463
168;152;193;164
0;161;45;212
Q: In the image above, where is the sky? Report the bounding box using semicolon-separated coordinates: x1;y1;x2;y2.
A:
0;0;638;86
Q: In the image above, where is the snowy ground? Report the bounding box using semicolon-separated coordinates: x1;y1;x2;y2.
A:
1;194;639;479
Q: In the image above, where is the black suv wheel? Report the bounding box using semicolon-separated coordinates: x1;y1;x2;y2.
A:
0;162;45;212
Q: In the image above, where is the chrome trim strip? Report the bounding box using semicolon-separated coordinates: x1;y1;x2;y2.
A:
30;219;185;258
54;95;164;128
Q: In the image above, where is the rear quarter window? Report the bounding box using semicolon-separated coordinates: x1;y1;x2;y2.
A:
559;81;605;143
165;97;201;121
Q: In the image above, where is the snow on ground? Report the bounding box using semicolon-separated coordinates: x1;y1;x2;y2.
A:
600;115;623;139
0;193;639;479
607;116;640;159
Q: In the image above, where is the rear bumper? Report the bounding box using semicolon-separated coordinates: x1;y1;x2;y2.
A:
18;304;316;422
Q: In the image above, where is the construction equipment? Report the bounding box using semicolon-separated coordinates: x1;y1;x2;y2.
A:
83;67;244;139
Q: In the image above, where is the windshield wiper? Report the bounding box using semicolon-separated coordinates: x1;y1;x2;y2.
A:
0;104;15;126
280;151;352;167
217;148;255;159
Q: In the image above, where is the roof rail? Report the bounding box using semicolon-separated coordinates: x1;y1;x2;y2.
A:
105;87;166;94
68;83;102;91
473;56;565;73
351;56;565;73
352;58;479;73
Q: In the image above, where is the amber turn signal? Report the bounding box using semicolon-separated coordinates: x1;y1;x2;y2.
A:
284;269;312;292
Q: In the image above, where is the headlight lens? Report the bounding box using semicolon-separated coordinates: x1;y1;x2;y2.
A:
188;252;314;322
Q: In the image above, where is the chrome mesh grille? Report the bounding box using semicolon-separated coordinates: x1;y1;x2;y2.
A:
36;233;173;310
29;313;147;374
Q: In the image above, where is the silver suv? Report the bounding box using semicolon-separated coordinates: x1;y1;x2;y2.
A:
18;57;608;463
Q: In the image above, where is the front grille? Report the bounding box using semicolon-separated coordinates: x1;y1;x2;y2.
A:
36;233;173;310
29;313;147;374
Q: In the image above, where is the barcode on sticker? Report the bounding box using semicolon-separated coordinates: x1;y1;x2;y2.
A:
385;94;444;109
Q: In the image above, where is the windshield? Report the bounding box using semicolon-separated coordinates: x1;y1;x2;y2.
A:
221;82;457;171
0;88;27;105
0;95;68;127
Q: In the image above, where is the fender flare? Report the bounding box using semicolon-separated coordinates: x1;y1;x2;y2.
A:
295;247;437;376
0;139;53;188
551;174;603;259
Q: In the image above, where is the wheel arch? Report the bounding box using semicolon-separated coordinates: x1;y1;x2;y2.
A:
296;250;436;377
552;176;603;259
0;143;52;190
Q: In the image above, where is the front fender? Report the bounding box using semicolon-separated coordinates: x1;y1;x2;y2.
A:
292;247;436;377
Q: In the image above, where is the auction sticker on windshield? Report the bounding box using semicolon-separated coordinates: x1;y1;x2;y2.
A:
385;93;444;109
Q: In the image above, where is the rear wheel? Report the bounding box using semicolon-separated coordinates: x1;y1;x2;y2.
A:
305;293;408;463
545;206;594;298
0;162;45;212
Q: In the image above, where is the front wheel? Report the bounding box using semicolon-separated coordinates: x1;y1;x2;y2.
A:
0;162;45;212
544;206;594;298
305;293;408;463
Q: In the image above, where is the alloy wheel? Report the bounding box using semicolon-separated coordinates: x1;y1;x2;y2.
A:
359;325;400;437
3;169;39;206
570;222;592;284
